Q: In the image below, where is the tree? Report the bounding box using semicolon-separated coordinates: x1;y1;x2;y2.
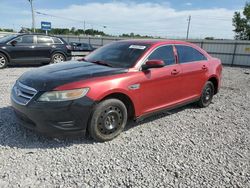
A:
233;2;250;40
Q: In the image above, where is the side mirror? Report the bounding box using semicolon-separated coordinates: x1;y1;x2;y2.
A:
141;60;165;71
10;40;17;46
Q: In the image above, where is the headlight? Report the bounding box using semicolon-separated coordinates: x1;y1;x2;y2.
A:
38;88;89;102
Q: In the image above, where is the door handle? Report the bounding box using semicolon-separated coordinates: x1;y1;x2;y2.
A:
202;65;208;70
171;69;180;75
29;46;35;49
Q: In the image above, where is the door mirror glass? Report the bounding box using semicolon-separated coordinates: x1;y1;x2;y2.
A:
142;60;165;70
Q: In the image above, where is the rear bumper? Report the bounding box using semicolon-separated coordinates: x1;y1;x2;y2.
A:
65;56;72;61
65;51;72;61
11;96;95;136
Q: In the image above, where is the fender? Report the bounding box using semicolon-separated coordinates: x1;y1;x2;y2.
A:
51;50;67;58
89;88;141;116
95;88;134;101
0;49;11;63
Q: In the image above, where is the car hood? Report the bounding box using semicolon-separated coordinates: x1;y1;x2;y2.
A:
18;61;128;91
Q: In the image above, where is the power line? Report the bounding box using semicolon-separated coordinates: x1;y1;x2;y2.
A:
36;11;84;24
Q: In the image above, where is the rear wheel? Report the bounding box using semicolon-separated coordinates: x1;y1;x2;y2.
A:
198;81;214;108
0;53;8;69
88;99;128;142
51;53;65;64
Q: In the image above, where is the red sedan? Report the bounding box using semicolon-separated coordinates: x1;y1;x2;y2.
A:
11;40;222;141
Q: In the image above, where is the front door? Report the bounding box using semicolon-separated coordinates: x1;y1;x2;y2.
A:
7;35;36;63
139;45;183;115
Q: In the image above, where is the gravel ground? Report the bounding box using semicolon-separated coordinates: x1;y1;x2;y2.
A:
0;66;249;187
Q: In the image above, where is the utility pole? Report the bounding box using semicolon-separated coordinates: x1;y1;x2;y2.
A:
28;0;36;33
83;20;86;35
186;15;191;40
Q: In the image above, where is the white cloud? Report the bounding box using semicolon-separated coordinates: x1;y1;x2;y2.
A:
185;2;193;6
3;2;239;39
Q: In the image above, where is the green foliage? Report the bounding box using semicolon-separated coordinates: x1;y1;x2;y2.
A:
36;28;106;36
204;37;215;40
1;27;153;38
233;2;250;40
0;27;107;36
120;32;153;38
0;28;14;32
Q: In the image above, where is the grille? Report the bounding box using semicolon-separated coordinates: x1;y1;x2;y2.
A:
12;82;37;105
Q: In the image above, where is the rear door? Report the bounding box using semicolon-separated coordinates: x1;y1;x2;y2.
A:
139;45;183;114
35;35;53;63
175;45;208;100
7;35;36;63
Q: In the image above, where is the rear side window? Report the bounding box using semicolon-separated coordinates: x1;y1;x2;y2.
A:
176;45;207;63
15;35;34;44
148;45;175;66
37;36;53;44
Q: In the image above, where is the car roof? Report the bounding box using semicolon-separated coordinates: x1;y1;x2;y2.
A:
119;39;194;46
16;33;60;38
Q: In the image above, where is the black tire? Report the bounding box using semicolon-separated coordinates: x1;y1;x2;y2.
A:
198;81;215;108
0;53;8;69
50;53;66;64
88;99;128;142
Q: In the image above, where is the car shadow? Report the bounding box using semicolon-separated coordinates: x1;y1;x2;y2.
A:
124;103;199;131
7;64;43;68
0;104;199;149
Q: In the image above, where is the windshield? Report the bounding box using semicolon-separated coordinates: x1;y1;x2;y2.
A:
0;34;18;43
84;42;150;68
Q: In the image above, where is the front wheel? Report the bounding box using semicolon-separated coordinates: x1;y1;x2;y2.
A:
50;53;65;64
0;53;8;69
198;81;215;108
88;99;128;142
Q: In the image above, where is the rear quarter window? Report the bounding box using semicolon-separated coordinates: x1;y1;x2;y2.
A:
176;45;207;63
52;37;63;44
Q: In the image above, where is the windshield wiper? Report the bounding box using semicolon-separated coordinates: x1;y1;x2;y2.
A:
89;60;113;67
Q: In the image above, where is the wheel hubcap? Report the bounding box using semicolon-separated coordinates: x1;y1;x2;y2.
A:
0;56;6;67
98;106;123;135
53;54;64;63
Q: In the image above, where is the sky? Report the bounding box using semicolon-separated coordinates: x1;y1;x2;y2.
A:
0;0;247;39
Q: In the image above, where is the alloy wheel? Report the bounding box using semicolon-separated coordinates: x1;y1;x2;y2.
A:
53;54;65;63
0;55;6;68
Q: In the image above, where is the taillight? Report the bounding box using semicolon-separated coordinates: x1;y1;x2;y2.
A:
66;45;72;50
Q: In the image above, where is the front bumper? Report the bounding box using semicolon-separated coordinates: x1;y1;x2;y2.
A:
11;92;95;136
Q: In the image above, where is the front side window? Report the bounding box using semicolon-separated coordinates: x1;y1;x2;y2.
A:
176;45;207;64
15;35;34;44
0;34;18;43
85;42;150;68
148;45;175;66
37;36;53;44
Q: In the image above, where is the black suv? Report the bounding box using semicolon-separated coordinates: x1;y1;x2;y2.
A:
0;34;72;69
